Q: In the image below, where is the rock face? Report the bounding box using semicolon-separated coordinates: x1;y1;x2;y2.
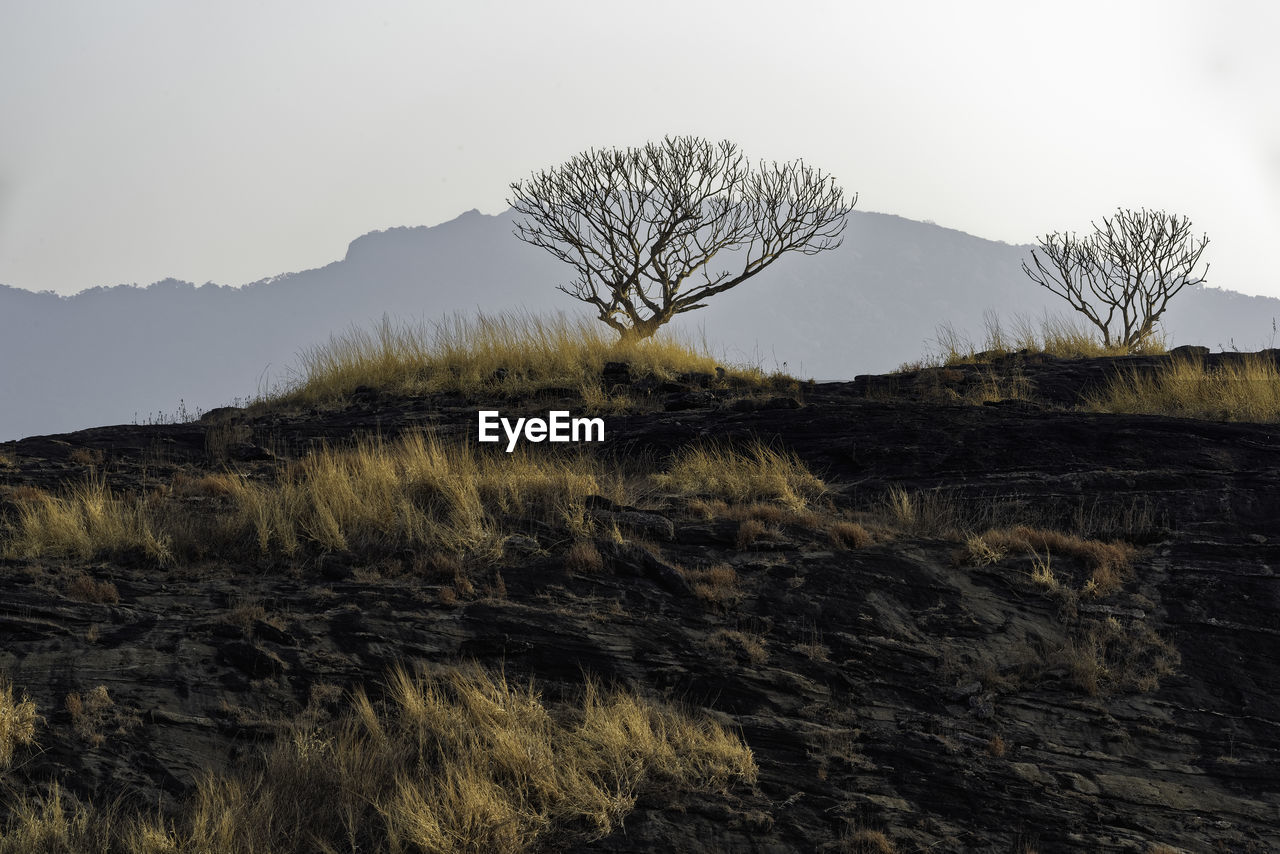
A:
1;352;1279;853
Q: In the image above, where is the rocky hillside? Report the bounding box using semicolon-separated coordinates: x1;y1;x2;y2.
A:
1;351;1278;852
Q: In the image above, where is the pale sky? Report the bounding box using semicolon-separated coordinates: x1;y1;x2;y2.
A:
1;0;1276;297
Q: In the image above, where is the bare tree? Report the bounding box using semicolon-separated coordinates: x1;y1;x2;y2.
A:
1021;207;1210;350
508;136;855;341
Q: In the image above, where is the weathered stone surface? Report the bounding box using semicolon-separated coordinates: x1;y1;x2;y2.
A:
1;353;1278;852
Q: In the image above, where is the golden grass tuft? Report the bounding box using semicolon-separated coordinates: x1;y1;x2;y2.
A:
828;520;873;549
224;431;624;559
0;664;755;853
0;784;110;854
2;479;172;564
1086;352;1280;422
685;562;740;607
0;435;836;568
263;310;779;409
0;678;39;771
653;441;826;511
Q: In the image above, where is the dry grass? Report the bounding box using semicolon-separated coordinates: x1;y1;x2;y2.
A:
2;478;172;564
565;540;604;572
1027;551;1061;595
653;441;826;511
169;472;242;499
1057;617;1180;696
901;312;1167;371
64;572;121;604
1;664;756;853
876;485;1010;536
1;435;834;569
828;520;873;549
64;685;137;748
0;678;39;771
1086;352;1280;422
0;784;112;854
213;432;625;561
735;518;768;549
871;486;1159;545
261;310;782;410
684;563;740;607
709;629;769;665
840;827;898;854
967;526;1137;595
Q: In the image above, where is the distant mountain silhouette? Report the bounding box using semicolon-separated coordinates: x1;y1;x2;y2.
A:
1;208;1275;441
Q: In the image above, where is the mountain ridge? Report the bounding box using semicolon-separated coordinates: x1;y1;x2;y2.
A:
2;208;1276;441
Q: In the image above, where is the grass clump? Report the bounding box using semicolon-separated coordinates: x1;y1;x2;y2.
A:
0;784;110;854
653;441;826;511
966;526;1137;595
1;665;757;854
1058;616;1181;696
2;478;171;565
1086;352;1280;422
0;678;39;771
227;432;623;559
263;310;781;409
911;312;1166;370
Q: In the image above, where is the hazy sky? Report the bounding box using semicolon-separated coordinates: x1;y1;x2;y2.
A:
2;0;1276;298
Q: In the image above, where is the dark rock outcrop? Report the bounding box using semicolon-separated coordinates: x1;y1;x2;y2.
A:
1;353;1278;852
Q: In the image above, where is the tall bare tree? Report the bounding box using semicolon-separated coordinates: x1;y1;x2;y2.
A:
1022;207;1210;350
508;136;855;340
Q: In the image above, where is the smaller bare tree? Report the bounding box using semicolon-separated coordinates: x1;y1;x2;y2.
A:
508;136;855;341
1021;207;1210;351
